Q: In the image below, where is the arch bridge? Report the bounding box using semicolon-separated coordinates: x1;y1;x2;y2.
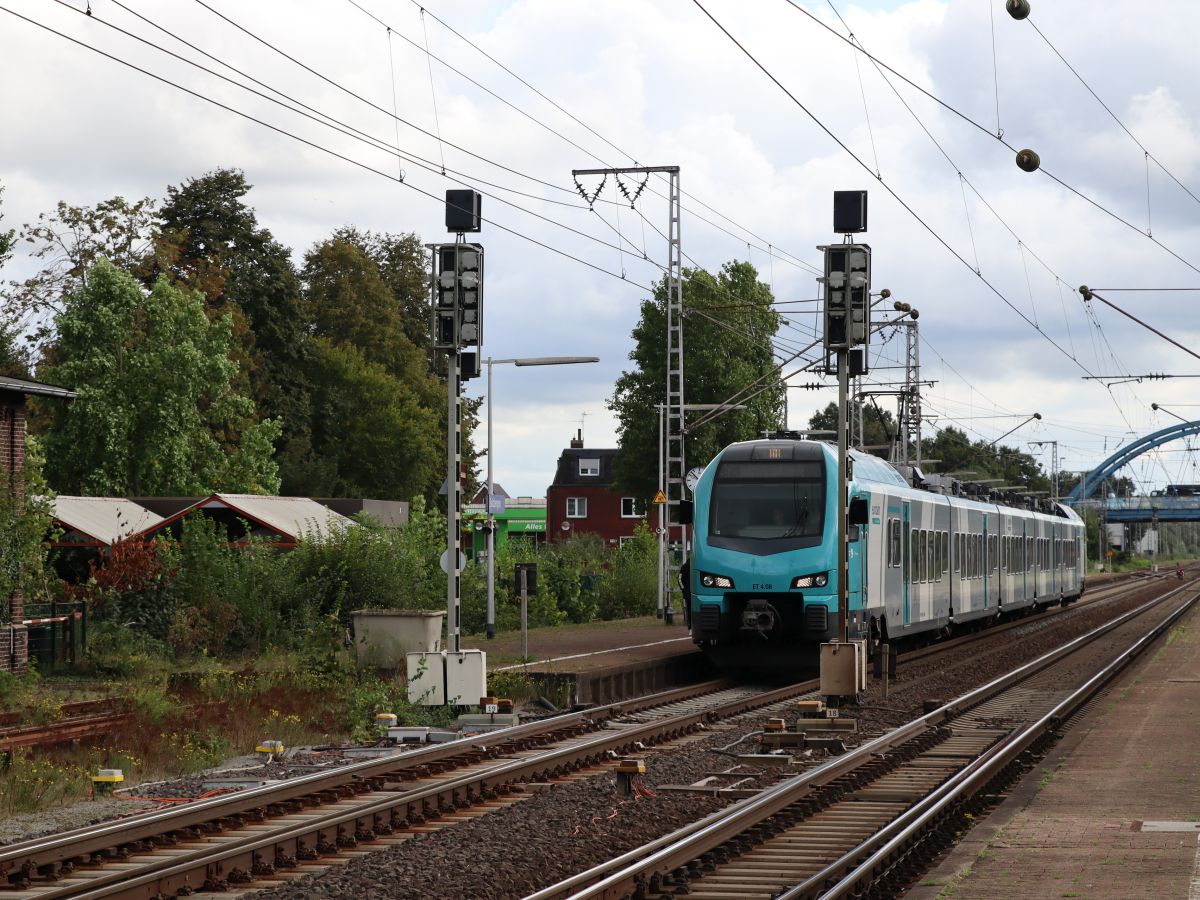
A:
1066;419;1200;523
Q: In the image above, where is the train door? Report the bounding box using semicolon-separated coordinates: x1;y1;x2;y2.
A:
902;501;911;627
1051;523;1059;598
982;514;990;610
882;502;904;633
1019;517;1029;606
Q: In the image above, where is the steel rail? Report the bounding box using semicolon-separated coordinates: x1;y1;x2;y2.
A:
42;682;820;899
800;586;1198;899
5;571;1167;892
544;581;1191;900
0;678;735;879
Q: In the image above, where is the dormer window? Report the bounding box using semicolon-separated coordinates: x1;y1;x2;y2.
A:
579;458;600;476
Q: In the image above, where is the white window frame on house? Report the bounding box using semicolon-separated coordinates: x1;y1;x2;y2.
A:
619;535;635;548
566;496;588;518
578;458;600;476
620;497;644;518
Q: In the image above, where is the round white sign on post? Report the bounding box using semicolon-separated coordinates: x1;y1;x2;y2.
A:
439;549;466;574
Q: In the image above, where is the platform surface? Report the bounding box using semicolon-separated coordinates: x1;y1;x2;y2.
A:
910;601;1200;900
461;615;693;673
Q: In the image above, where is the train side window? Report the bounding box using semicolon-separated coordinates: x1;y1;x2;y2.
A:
888;518;901;567
990;535;998;573
914;530;922;582
941;531;949;576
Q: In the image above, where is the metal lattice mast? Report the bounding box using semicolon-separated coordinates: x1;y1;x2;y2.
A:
850;375;864;449
896;318;922;466
664;168;686;617
572;164;683;619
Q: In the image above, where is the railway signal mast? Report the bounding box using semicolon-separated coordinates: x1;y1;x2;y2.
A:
431;189;485;655
819;190;872;701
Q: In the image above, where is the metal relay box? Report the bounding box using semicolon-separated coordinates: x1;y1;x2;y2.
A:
406;651;446;706
819;641;866;698
445;649;487;706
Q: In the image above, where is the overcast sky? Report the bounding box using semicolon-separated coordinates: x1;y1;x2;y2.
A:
2;0;1198;498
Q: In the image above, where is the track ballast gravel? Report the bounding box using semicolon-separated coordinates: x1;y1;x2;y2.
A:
246;584;1171;900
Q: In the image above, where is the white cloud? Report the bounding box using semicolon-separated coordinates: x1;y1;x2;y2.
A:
3;0;1200;496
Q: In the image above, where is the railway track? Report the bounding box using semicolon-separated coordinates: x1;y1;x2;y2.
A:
529;578;1197;900
0;701;130;755
0;569;1179;898
0;678;820;898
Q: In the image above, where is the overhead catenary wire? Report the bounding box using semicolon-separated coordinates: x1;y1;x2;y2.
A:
1082;289;1200;366
346;0;824;277
103;0;612;210
0;5;658;295
55;0;674;275
417;7;447;176
781;0;1200;280
820;0;1132;408
1024;16;1200;212
13;1;819;387
692;0;1094;379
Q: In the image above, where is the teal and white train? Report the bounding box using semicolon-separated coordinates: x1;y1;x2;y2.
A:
686;438;1085;668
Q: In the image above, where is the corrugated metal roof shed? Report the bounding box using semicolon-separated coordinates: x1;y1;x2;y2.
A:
52;496;164;547
152;494;354;544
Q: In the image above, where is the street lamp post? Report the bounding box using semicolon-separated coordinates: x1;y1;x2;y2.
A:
483;356;599;638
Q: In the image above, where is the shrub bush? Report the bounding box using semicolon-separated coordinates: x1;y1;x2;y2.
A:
597;524;658;619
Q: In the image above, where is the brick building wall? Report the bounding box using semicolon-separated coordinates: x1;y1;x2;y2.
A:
1;394;28;674
545;441;646;546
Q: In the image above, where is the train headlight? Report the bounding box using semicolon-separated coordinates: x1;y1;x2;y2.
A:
700;572;734;589
791;572;828;589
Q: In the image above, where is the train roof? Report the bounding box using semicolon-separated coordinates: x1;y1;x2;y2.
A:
715;438;1080;521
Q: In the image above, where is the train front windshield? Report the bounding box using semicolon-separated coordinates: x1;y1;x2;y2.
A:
709;459;826;543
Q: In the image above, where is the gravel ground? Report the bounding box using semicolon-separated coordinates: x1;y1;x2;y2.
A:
0;750;359;845
246;586;1169;900
0;798;160;846
3;582;1169;892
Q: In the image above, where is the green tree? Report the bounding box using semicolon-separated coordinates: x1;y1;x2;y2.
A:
919;426;1051;494
0;184;28;378
609;261;785;499
300;228;483;501
807;401;899;458
39;258;280;496
154;169;313;493
301;233;424;378
0;182;14;270
300;339;439;500
1;193;158;373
